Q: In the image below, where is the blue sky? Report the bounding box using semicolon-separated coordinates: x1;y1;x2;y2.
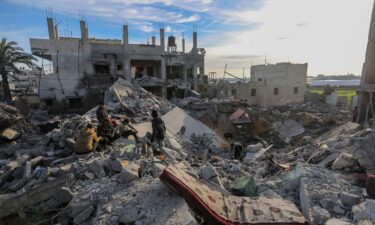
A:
0;0;373;76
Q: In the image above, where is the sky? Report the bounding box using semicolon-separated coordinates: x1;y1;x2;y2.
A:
0;0;373;77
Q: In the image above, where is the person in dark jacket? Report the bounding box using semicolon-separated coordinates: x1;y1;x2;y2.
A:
151;110;166;154
151;110;165;141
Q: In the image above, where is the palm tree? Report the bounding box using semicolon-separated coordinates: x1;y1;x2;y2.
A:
0;38;36;102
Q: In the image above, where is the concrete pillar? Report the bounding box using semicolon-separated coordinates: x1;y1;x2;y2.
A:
151;36;156;45
54;25;59;40
123;25;129;45
193;32;197;49
124;59;131;80
161;59;167;98
182;38;185;53
160;28;165;51
47;18;56;40
80;20;87;40
193;65;198;91
183;66;188;96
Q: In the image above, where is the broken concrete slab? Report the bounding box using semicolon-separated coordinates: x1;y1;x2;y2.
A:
0;175;73;218
69;199;94;218
161;107;223;146
340;192;361;207
110;159;129;173
352;200;375;223
279;119;305;142
73;205;94;224
118;163;140;184
313;122;360;145
87;159;106;178
332;153;356;170
243;145;273;164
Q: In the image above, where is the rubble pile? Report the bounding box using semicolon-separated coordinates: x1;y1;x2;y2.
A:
105;78;174;121
0;103;33;143
0;81;374;225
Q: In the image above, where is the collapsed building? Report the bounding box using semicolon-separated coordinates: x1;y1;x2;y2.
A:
29;17;206;113
207;63;308;107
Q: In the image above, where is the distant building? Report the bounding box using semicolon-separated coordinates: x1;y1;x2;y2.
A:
29;17;206;112
209;63;308;107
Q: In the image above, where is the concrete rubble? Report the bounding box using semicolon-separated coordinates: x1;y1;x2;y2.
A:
0;81;374;225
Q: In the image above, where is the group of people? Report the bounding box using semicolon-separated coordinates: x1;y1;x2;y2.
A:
74;104;166;155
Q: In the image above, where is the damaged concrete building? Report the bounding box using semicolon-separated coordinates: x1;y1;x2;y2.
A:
209;63;307;107
29;17;206;112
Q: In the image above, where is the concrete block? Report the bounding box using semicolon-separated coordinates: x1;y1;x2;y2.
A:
332;153;356;170
118;163;139;184
110;159;129;173
352;200;375;222
88;159;106;178
69;199;93;218
312;206;331;225
340;192;361;207
55;187;74;204
73;205;94;224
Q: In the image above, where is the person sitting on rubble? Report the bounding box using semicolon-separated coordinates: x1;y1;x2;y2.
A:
151;109;166;154
97;118;115;145
117;118;139;142
74;124;102;154
96;104;109;123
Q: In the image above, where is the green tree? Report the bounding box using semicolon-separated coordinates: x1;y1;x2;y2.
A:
0;38;36;102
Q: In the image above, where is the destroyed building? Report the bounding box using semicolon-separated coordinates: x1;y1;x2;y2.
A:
29;17;206;113
208;63;307;107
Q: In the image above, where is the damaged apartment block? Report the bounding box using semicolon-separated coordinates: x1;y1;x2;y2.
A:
29;17;206;113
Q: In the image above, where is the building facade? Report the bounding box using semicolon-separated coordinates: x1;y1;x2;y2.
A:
209;63;308;107
29;18;206;112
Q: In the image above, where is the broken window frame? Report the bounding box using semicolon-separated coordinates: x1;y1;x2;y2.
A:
274;88;279;95
94;63;110;75
251;88;256;97
294;86;298;94
68;97;82;109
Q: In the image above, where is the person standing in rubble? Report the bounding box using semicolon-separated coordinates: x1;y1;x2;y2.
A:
74;124;102;154
117;118;139;142
151;109;166;153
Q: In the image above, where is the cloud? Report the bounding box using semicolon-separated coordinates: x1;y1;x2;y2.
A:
3;0;373;76
139;25;154;33
204;0;374;75
165;25;173;33
176;14;200;23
